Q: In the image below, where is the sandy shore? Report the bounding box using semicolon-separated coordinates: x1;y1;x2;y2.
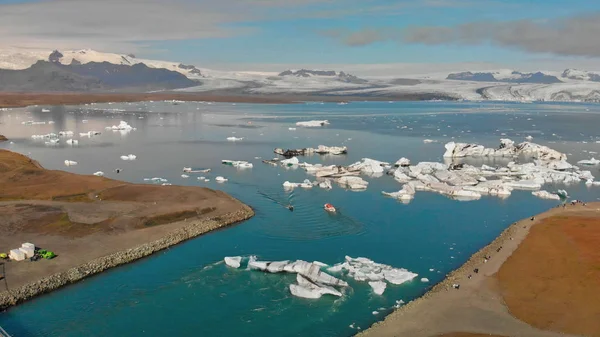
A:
359;202;600;337
0;150;254;310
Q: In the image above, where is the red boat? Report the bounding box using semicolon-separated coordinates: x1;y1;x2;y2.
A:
324;203;336;212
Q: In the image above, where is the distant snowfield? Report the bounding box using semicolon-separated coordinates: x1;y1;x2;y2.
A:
2;47;600;102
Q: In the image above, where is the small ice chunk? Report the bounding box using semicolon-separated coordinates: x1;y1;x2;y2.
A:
120;154;137;161
93;171;104;177
216;176;228;182
421;278;429;283
181;174;189;178
224;256;242;268
227;137;243;141
64;160;78;166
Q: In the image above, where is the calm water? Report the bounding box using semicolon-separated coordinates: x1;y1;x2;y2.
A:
1;101;599;337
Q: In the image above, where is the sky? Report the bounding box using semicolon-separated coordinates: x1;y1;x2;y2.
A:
1;0;600;75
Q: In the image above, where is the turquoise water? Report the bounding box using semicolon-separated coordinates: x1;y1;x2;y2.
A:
1;101;599;336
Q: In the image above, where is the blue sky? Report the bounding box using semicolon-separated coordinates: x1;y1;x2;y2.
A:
1;0;600;73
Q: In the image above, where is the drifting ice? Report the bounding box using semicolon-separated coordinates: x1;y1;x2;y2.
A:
120;154;137;161
64;160;77;166
224;256;242;268
295;120;330;127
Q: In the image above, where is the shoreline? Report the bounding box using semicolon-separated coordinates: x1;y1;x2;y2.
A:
359;202;599;337
0;92;455;108
0;204;254;311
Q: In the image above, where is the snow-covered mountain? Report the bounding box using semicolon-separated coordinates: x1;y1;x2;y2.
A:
0;48;204;79
278;69;368;84
561;69;600;82
447;70;562;84
2;47;600;102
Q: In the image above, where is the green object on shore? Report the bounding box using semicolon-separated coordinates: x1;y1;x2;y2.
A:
38;250;56;259
0;253;7;259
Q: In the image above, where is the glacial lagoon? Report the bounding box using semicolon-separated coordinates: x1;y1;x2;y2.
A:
1;100;599;337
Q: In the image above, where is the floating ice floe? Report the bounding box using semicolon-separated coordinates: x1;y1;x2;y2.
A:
315;145;347;155
44;139;59;146
327;256;418;295
66;139;78;145
578;158;600;166
531;190;561;200
144;177;168;183
395;157;411;167
289;274;342;299
295;120;330;127
283;179;314;190
227;137;243;141
183;167;211;173
222;160;253;168
423;139;436;144
216;176;228;183
120;154;137;161
318;179;333;189
93;171;104;177
79;131;101;137
368;281;387;295
107;121;135;131
288;127;297;131
349;158;391;174
444;139;566;162
59;131;74;137
382;184;415;203
280;157;300;167
64;160;77;166
181;174;189;178
421;278;429;283
337;176;368;190
525;135;534;141
224;256;242;268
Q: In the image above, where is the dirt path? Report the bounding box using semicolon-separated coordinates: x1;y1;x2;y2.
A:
359;203;600;337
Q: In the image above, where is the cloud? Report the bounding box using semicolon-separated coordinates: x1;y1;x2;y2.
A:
0;0;332;52
321;28;391;46
404;13;600;57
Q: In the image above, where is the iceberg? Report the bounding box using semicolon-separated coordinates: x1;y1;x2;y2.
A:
337;176;369;190
289;275;342;299
93;171;104;177
531;190;560;200
226;137;243;141
382;184;415;201
215;176;228;183
120;154;137;161
349;158;391;174
66;139;78;145
280;157;300;166
577;158;600;166
314;145;348;155
224;256;242;268
368;281;387;295
395;157;411;167
222;160;253;168
64;160;77;166
295;120;330;127
318;179;333;189
107;121;135;131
